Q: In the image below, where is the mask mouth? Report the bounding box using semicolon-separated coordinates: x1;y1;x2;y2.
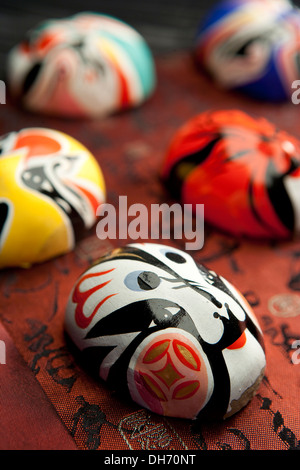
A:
226;330;247;350
151;301;186;329
213;301;248;349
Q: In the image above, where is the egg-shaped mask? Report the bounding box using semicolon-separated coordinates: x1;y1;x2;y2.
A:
65;243;266;421
161;109;300;240
7;12;156;118
195;0;300;102
0;127;105;268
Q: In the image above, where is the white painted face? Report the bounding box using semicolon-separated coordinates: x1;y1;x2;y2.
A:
65;243;265;420
208;24;291;88
7;13;155;118
197;0;297;92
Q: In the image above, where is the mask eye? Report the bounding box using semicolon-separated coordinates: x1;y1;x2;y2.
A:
165;252;186;263
138;271;161;290
124;270;161;291
159;248;187;264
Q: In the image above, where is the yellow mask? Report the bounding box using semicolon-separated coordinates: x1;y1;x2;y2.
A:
0;127;105;268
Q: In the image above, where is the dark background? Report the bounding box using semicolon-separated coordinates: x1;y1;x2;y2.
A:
0;0;219;79
2;0;300;79
2;0;300;76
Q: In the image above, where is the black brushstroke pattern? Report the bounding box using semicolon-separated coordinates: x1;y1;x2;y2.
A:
163;124;300;236
72;40;106;76
248;178;279;236
0;202;9;244
85;299;194;339
99;246;225;307
22;62;42;95
266;158;299;233
164;135;222;199
21;159;86;240
83;292;263;419
80;246;265;418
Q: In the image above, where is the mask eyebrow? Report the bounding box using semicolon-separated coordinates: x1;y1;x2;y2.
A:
158;276;190;290
159;275;185;283
160;275;223;308
97;247;224;308
96;246;181;278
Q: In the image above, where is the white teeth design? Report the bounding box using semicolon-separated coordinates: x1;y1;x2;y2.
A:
32;174;42;184
55;197;71;213
40;180;53;192
23;171;31;180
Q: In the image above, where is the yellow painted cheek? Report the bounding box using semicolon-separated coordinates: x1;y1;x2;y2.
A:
0;154;71;268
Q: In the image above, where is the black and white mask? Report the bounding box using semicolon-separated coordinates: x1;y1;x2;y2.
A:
65;243;266;420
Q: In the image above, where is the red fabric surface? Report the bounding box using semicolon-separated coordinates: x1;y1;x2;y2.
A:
0;52;299;450
0;322;77;450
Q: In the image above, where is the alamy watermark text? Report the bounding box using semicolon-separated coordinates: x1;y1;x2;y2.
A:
96;196;204;250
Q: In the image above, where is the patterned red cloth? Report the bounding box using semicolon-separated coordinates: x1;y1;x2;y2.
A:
0;52;299;450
